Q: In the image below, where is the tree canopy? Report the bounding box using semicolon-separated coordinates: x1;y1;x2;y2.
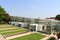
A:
0;6;10;24
55;14;60;21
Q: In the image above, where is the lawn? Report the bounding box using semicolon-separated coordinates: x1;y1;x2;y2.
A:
0;24;28;36
11;33;45;40
0;24;19;28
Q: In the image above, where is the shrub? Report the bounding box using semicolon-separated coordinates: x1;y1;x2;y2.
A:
47;37;56;40
57;32;60;39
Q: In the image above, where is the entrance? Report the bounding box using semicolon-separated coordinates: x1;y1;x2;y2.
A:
42;25;45;30
30;25;36;31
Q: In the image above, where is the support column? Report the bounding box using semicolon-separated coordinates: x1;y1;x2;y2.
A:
36;26;38;32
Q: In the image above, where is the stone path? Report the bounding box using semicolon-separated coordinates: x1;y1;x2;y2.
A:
6;32;35;40
0;34;8;40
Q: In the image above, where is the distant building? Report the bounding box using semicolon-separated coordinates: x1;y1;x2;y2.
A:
9;16;60;34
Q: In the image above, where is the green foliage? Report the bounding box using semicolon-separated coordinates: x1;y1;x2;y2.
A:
55;15;60;20
0;6;10;24
0;6;6;14
57;32;60;39
4;13;10;23
47;37;56;40
0;18;2;22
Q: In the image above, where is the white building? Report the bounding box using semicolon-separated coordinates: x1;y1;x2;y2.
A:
30;24;38;31
9;19;60;34
17;22;24;28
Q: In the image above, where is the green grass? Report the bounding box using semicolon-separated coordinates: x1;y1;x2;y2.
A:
0;24;28;36
1;30;27;36
0;29;27;35
0;28;26;32
0;24;18;28
11;33;45;40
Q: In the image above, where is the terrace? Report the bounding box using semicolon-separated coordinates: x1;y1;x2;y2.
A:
0;24;28;37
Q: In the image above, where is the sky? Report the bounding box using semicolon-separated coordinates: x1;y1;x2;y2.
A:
0;0;60;19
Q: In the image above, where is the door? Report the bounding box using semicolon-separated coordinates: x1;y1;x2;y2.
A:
42;25;45;30
30;25;36;31
33;25;36;31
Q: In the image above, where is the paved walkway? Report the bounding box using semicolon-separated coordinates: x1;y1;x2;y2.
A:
36;32;49;36
0;34;8;40
6;32;35;40
40;33;57;40
0;28;17;30
6;32;58;40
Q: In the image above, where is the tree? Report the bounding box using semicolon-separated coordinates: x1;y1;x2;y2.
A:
4;13;10;23
0;18;2;22
0;6;10;23
55;15;60;20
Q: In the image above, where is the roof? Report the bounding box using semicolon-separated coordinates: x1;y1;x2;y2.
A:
41;19;60;22
30;24;38;25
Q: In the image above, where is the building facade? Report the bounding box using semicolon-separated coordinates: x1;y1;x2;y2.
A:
10;19;60;34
